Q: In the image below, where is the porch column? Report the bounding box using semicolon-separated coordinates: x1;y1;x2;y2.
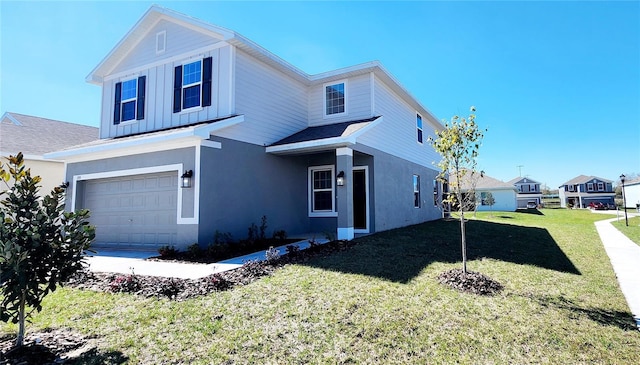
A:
336;147;354;240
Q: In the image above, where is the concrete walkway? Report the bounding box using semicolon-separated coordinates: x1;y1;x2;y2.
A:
594;215;640;329
86;237;328;280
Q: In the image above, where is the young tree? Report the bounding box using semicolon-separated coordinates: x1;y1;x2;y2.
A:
429;106;485;275
484;192;495;217
0;153;95;347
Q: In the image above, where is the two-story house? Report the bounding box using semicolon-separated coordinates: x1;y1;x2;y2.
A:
508;176;542;208
46;6;445;250
558;175;615;208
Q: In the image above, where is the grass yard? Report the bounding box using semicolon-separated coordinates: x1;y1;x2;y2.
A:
611;214;640;246
2;209;639;364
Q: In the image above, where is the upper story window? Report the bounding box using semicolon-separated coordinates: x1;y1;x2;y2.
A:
324;80;346;117
568;185;574;192
173;57;212;113
587;183;594;192
433;179;438;207
309;166;336;217
416;114;424;144
413;175;421;208
113;76;146;125
597;182;604;191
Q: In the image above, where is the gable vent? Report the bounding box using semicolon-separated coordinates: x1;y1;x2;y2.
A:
156;31;166;54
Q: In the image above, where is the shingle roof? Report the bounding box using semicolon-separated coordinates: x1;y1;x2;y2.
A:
0;112;98;156
270;117;380;146
507;176;541;185
560;175;613;187
454;170;516;191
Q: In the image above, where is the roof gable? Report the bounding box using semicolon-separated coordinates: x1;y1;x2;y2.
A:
508;176;542;185
561;175;612;187
87;5;234;84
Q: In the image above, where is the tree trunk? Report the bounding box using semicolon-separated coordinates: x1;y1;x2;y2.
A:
16;294;25;347
460;209;467;275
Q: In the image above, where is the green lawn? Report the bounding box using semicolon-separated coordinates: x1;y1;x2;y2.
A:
612;214;640;246
2;209;639;364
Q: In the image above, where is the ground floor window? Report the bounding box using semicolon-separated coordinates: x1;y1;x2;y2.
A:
309;165;336;216
413;175;420;208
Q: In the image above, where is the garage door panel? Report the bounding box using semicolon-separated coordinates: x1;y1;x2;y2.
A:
82;171;178;247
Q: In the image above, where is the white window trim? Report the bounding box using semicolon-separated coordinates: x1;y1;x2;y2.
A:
182;59;203;111
416;112;424;145
597;182;604;191
308;165;337;217
587;183;594;192
413;174;421;208
156;31;166;54
568;185;574;192
323;79;348;119
119;78;138;123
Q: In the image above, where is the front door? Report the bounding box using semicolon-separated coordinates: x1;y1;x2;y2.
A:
353;167;369;232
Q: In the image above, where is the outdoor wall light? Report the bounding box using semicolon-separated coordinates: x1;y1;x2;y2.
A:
336;171;345;186
181;170;193;188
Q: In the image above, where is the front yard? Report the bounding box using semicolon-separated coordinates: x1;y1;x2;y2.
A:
611;214;640;246
2;209;638;364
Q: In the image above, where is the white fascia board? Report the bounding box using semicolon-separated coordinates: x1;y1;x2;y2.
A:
347;116;384;139
266;136;356;155
1;112;22;126
193;115;245;138
45;115;244;161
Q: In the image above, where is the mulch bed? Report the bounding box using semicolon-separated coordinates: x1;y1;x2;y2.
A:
437;268;504;295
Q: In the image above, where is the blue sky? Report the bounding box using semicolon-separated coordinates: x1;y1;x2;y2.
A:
1;1;638;188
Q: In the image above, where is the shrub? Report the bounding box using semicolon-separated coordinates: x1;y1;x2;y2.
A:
208;273;232;291
186;243;202;258
259;215;268;241
285;244;300;257
273;230;287;241
265;246;280;263
108;274;141;293
158;245;179;258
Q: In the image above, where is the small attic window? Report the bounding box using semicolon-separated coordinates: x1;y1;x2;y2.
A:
156;31;166;54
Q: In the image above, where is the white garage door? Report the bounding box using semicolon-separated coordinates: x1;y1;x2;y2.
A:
82;171;178;247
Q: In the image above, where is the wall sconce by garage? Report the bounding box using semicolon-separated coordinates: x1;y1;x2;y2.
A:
336;171;345;186
181;170;193;188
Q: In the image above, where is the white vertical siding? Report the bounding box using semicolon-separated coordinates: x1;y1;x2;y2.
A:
214;49;308;145
100;42;234;138
358;75;440;169
308;74;372;126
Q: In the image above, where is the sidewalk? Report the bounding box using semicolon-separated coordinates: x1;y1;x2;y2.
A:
594;217;640;329
86;237;327;280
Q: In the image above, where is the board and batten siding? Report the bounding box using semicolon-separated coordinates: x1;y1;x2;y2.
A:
358;75;440;169
101;45;234;139
214;49;308;146
308;73;372;126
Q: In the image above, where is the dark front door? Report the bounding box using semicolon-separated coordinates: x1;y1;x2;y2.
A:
353;169;367;230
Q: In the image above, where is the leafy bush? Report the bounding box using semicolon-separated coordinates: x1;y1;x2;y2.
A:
158;245;179;258
285;244;300;257
186;243;202;258
265;246;280;263
108;274;141;293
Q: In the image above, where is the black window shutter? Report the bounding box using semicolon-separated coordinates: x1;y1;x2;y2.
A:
113;82;122;125
202;57;212;107
136;76;146;120
173;65;182;113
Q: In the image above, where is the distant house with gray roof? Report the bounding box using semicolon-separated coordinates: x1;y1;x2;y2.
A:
456;171;518;212
0;112;98;194
558;175;615;208
508;176;543;208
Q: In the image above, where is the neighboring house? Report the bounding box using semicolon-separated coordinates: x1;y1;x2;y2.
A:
558;175;615;208
456;171;517;212
622;177;640;209
45;6;445;250
0;112;98;194
508;176;543;208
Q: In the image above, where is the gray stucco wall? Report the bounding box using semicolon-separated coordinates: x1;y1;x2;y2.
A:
353;144;441;232
198;138;316;244
65;147;198;247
